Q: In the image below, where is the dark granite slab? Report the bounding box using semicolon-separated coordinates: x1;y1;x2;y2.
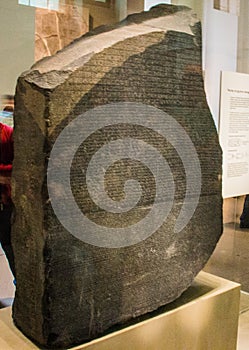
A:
12;4;222;349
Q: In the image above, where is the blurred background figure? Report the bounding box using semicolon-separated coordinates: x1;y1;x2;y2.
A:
1;95;14;111
3;105;14;114
240;195;249;228
0;95;14;128
0;96;15;278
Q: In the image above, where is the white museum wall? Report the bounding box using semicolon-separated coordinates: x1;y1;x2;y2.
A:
144;0;171;11
203;0;238;128
0;0;35;104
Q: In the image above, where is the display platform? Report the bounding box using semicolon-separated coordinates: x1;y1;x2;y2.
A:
0;271;240;350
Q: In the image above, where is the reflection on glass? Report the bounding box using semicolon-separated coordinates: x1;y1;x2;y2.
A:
18;0;29;5
19;0;59;10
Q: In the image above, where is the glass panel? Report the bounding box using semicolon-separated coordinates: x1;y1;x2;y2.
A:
48;0;59;10
30;0;47;8
18;0;30;5
2;0;249;323
19;0;59;10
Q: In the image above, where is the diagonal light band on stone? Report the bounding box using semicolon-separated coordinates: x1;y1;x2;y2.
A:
47;102;201;248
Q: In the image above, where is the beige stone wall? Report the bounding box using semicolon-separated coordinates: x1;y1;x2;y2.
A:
34;1;120;62
127;0;144;15
35;5;89;62
83;1;116;29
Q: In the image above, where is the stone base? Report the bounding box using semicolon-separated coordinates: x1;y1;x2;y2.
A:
0;271;240;350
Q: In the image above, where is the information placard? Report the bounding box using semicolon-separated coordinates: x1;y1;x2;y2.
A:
219;71;249;198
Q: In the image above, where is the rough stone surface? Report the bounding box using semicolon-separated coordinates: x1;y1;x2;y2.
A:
12;5;222;349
